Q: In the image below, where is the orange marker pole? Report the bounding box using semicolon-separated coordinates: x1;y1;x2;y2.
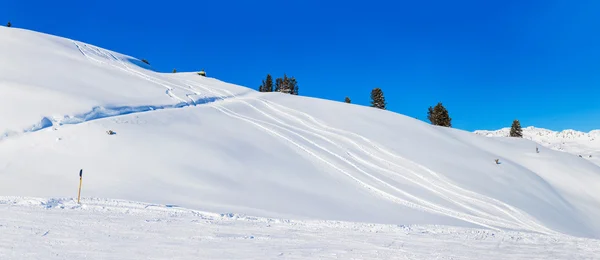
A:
77;169;83;204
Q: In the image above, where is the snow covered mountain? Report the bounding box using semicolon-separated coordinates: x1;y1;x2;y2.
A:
475;126;600;166
1;26;600;258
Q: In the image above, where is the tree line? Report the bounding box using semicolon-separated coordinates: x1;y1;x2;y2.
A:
366;87;452;128
258;74;298;95
346;87;524;136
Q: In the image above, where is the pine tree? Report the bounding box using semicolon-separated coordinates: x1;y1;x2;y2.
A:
275;74;289;94
272;74;298;94
264;74;273;92
370;88;386;109
509;119;523;137
6;21;11;27
344;97;351;103
281;74;290;94
172;68;177;73
288;76;298;95
275;77;283;92
427;102;452;127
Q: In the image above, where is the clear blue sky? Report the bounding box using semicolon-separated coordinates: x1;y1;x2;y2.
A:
4;0;600;131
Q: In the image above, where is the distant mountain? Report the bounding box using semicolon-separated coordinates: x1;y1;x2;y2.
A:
475;126;600;166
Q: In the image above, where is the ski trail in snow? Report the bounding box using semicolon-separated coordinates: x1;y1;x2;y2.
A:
210;103;504;231
219;95;521;229
186;83;558;235
248;98;552;234
185;83;553;234
255;98;557;235
73;41;190;104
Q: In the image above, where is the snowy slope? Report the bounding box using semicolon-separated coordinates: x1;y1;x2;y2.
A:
0;26;250;137
2;26;600;257
2;197;599;260
475;127;600;166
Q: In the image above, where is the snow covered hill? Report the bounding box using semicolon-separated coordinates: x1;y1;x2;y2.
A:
2;26;600;258
475;127;600;166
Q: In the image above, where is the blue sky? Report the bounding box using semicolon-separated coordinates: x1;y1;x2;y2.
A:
3;0;600;131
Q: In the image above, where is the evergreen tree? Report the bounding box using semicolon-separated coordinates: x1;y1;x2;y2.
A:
6;21;11;27
288;76;298;95
275;74;290;94
427;102;452;127
344;97;351;103
264;74;273;92
272;74;297;94
509;119;523;137
172;68;177;73
370;88;386;109
275;77;283;92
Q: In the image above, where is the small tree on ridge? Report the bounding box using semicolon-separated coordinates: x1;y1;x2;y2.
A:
510;119;523;137
427;102;452;127
370;88;386;109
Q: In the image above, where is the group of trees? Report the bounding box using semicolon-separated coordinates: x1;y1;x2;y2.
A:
364;87;452;127
366;86;523;136
258;74;298;95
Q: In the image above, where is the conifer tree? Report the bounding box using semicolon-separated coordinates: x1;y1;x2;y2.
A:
281;74;290;94
275;77;283;92
275;74;289;94
288;76;298;95
510;119;523;137
172;68;177;73
272;74;298;94
6;21;11;27
427;102;452;127
370;88;386;109
344;97;351;103
264;74;273;92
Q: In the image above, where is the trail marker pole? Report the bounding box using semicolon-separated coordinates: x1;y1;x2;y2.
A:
77;169;83;204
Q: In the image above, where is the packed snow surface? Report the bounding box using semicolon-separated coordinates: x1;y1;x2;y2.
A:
1;26;600;258
2;197;599;260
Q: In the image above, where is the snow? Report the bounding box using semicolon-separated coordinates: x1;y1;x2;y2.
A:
1;26;600;258
2;197;599;259
475;126;600;166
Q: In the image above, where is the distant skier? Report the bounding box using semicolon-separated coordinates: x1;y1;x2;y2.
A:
536;147;539;153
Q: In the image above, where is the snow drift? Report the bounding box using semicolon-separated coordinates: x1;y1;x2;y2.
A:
1;26;600;242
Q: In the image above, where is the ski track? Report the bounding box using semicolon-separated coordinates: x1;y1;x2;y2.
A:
183;82;556;235
242;98;529;230
250;98;555;235
16;43;559;236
